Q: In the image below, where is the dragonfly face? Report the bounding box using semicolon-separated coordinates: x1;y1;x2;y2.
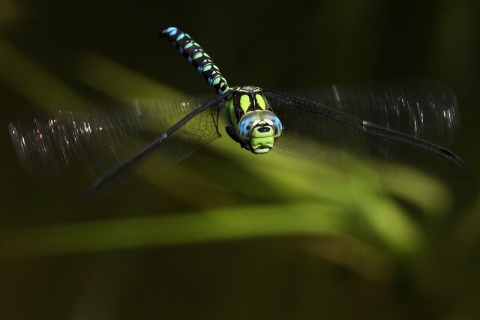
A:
237;110;283;154
225;86;283;154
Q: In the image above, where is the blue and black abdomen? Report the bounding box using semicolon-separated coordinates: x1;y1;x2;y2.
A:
160;27;231;95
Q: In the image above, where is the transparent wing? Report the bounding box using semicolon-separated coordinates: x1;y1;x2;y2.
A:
284;79;460;145
8;98;221;180
264;80;468;184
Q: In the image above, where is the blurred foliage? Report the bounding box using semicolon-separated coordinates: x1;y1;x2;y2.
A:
1;0;480;319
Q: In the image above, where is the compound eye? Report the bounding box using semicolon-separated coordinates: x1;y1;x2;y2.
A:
261;112;283;137
237;112;261;141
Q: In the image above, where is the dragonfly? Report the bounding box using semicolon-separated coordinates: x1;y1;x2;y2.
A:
8;26;468;196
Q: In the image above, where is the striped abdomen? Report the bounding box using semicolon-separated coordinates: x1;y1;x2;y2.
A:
160;27;231;95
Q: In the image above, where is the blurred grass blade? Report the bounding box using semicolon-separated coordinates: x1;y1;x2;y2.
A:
0;202;352;258
75;52;183;100
0;38;83;106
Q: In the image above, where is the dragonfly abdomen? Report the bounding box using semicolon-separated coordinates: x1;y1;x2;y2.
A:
160;27;231;95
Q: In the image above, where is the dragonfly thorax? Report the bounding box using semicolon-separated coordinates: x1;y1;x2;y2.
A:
225;87;283;154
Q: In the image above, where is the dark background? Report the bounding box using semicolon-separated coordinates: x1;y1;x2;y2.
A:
1;0;480;319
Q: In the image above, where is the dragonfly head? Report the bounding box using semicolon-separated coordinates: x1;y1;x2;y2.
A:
237;110;283;154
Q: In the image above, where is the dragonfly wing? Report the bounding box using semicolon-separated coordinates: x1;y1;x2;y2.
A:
264;82;468;185
8;98;221;179
281;79;460;145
